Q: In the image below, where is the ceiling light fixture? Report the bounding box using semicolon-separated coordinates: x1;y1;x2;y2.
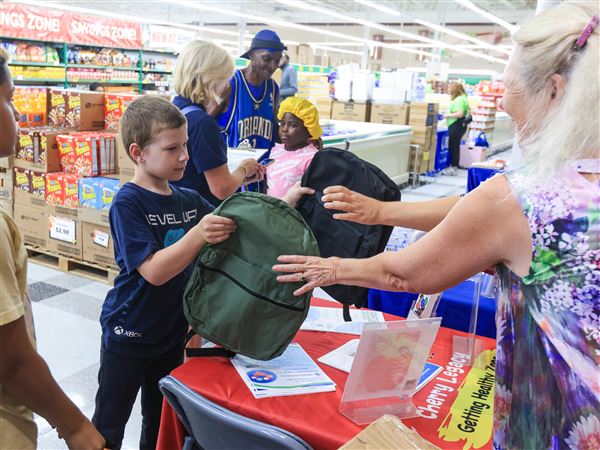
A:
455;0;517;33
275;0;507;65
414;18;511;56
354;0;402;17
407;66;499;76
309;45;363;56
165;0;438;59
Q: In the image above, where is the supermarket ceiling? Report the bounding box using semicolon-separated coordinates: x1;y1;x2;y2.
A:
50;0;538;26
15;0;544;68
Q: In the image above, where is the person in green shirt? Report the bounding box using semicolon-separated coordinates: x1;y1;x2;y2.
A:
443;83;470;173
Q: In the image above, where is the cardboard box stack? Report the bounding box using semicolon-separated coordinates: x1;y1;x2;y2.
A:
408;102;439;173
370;103;409;125
331;101;371;122
0;157;14;216
12;88;123;268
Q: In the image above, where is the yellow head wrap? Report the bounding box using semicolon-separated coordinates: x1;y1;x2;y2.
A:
277;97;323;140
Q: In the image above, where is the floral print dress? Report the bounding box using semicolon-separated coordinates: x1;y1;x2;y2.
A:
493;163;600;450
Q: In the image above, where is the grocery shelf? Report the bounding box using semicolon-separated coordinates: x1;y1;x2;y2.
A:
67;64;140;70
9;61;63;67
142;68;172;74
13;78;65;83
68;79;138;84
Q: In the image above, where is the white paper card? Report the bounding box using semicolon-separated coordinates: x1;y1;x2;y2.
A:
92;229;110;248
318;339;359;372
49;215;76;244
300;306;385;335
231;343;336;399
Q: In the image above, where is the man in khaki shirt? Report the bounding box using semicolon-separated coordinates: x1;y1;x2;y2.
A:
0;47;104;449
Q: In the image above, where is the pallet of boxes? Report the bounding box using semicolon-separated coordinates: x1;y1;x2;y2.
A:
408;102;439;175
12;88;138;284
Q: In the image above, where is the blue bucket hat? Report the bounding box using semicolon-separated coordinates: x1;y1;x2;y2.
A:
241;29;287;59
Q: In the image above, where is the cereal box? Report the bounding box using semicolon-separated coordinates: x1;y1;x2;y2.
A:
48;90;67;128
29;171;46;198
97;177;120;209
56;134;77;173
14;167;31;192
17;129;34;162
63;173;79;208
45;172;64;206
78;177;99;209
47;89;104;130
104;94;138;132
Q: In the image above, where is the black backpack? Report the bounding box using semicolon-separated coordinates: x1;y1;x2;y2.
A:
295;148;401;320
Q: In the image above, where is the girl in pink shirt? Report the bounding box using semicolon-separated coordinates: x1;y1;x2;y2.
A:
267;97;322;201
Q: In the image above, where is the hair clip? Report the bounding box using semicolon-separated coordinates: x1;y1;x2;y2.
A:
574;15;599;50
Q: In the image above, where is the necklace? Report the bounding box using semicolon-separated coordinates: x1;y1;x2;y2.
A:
241;69;268;110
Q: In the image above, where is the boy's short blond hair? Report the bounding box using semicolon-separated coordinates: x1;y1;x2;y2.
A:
120;96;186;163
174;40;234;105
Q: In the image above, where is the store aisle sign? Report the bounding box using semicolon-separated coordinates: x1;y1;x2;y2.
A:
0;3;142;49
144;25;195;51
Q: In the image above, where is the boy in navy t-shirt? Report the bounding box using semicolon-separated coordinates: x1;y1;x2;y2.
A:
92;96;236;450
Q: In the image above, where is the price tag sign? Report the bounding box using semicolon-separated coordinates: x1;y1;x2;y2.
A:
49;215;76;244
92;229;110;248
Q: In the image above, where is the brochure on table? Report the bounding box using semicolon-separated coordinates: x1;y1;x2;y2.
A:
301;306;385;335
339;318;442;425
231;343;336;399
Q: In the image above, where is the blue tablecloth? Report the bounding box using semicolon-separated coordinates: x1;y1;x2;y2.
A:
434;128;450;171
467;167;499;192
367;279;496;338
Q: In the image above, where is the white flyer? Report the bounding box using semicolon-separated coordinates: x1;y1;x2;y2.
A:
318;339;359;372
300;306;385;335
231;343;336;399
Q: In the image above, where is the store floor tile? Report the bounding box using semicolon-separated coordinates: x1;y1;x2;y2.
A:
33;301;101;381
27;263;63;283
28;281;69;302
72;281;113;300
42;291;104;322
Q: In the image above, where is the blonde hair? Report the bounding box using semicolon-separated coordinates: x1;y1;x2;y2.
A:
449;82;466;100
512;1;599;182
174;40;234;105
120;96;186;162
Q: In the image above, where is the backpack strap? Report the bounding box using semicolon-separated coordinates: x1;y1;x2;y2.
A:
343;304;352;322
184;329;236;358
180;104;202;116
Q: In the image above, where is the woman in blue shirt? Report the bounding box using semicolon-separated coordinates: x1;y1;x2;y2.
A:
172;40;262;206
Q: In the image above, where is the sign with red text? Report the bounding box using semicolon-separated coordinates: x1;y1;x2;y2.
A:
0;3;64;42
0;3;142;49
64;13;141;49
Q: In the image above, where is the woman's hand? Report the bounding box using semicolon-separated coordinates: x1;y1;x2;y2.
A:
238;158;261;179
273;255;340;296
60;418;105;450
196;214;237;244
281;182;315;207
322;186;383;225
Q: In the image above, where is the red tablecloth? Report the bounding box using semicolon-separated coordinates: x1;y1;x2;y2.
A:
157;298;496;450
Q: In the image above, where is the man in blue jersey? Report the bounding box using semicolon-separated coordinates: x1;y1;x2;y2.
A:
213;29;285;153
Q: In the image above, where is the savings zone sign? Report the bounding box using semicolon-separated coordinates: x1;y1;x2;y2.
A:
0;3;142;49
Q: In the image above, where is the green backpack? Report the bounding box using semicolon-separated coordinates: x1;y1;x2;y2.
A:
183;192;320;361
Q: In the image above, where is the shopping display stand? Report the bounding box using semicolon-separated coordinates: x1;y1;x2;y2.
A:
451;272;496;366
339;318;441;425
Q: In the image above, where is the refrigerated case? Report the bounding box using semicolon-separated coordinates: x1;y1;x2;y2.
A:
321;120;412;185
228;120;413;186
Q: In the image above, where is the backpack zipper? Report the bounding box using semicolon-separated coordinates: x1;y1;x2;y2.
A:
199;262;304;312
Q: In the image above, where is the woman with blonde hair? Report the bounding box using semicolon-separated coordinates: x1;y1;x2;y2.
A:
275;2;599;448
443;82;470;174
172;40;262;206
